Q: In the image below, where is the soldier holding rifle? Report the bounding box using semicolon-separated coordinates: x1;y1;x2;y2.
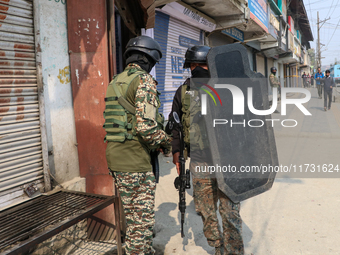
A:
168;45;244;255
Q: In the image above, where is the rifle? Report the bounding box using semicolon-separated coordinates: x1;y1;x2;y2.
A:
150;150;160;183
167;112;191;237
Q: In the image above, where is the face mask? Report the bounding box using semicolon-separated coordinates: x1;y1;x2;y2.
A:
191;66;210;78
138;61;154;73
126;54;155;73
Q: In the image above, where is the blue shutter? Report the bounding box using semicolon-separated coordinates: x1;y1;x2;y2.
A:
154;12;170;116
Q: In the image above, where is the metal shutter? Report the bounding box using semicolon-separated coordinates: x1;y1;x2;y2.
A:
256;54;265;75
268;58;274;76
0;0;44;202
155;12;202;119
154;12;170;118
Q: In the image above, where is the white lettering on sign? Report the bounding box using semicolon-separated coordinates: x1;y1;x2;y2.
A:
182;8;215;29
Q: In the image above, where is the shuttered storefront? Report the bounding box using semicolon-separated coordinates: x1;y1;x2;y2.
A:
267;58;274;77
0;0;45;206
256;54;265;76
154;11;202;119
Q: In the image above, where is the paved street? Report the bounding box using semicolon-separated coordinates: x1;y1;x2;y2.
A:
153;87;340;255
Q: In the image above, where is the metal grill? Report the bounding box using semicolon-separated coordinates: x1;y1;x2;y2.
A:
0;190;121;255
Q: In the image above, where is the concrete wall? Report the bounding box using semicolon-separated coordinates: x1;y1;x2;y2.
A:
35;0;80;185
207;32;234;47
278;63;284;84
268;58;274;77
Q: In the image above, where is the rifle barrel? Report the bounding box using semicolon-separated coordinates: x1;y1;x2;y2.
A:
181;212;185;237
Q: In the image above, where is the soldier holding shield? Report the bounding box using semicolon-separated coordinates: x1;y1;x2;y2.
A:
169;45;244;255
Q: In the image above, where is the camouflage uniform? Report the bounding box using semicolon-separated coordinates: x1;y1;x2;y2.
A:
106;63;172;255
170;44;244;254
269;73;281;105
191;161;244;255
113;172;156;255
170;80;244;255
269;73;280;88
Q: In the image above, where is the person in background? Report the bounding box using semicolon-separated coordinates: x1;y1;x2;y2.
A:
322;69;335;111
302;72;307;88
269;67;281;113
314;67;324;98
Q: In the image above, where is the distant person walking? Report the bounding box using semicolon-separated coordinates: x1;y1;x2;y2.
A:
322;70;335;111
314;67;324;98
302;72;307;88
307;73;311;87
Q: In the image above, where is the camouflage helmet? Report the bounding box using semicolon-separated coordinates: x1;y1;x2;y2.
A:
124;35;162;63
183;45;211;69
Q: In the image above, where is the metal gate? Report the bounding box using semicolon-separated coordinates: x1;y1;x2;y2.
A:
155;11;202;119
0;0;46;208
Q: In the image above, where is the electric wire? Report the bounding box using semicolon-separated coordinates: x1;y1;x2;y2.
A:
329;0;340;17
326;0;335;18
325;17;340;48
305;0;331;5
307;0;340;65
310;5;340;10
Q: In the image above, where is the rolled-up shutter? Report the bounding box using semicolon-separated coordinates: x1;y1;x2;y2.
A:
0;0;44;203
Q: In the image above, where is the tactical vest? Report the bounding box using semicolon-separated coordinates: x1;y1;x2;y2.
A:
181;82;208;151
103;68;164;149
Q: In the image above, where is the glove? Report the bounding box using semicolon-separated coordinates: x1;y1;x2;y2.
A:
161;142;171;154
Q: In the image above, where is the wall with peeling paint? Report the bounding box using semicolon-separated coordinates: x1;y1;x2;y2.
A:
35;0;80;184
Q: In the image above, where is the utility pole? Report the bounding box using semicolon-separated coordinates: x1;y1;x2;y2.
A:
317;11;330;69
317;12;320;68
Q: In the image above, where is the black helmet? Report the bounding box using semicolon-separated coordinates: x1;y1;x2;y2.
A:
124;36;162;63
271;67;277;73
325;70;330;73
183;45;211;69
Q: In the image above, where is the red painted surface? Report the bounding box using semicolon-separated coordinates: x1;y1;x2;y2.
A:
0;5;9;13
0;98;10;104
14;44;34;51
67;0;115;225
288;16;294;32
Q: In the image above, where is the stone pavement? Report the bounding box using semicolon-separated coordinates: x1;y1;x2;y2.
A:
30;87;340;255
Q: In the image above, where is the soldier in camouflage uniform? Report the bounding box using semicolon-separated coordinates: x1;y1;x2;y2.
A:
269;66;281;114
169;46;244;255
104;36;172;255
269;67;281;89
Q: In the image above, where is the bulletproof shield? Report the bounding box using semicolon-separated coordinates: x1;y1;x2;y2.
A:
200;44;278;203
